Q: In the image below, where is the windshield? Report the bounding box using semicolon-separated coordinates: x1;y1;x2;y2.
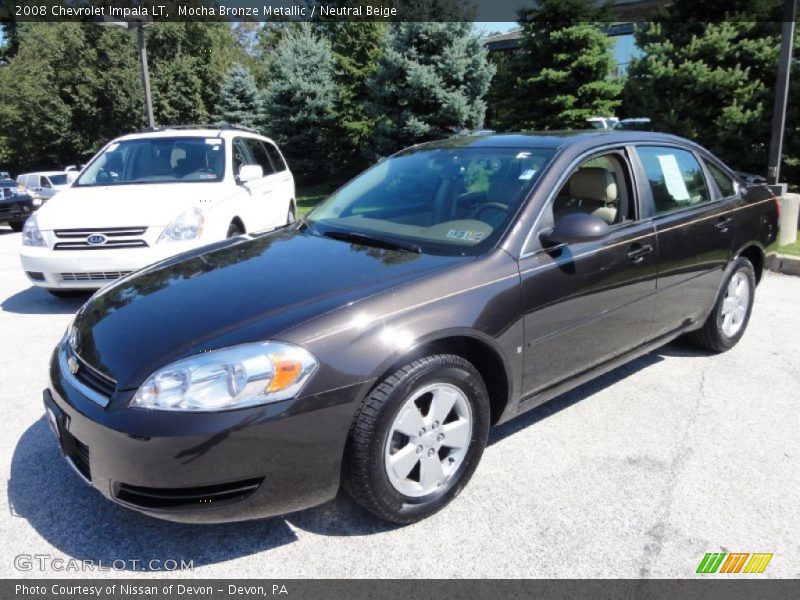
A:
307;146;555;255
76;137;225;186
49;174;69;185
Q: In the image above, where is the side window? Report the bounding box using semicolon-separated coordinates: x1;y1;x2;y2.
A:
637;146;710;214
243;138;275;176
40;176;51;188
263;142;287;172
550;153;633;228
231;138;251;177
705;160;736;198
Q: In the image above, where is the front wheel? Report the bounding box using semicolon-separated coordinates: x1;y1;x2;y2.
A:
688;257;756;352
286;204;296;225
8;221;24;232
342;354;490;524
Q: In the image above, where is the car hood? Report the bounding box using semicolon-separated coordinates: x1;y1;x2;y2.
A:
71;228;468;390
34;183;228;230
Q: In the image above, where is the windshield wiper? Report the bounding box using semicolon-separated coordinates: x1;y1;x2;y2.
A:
322;230;422;254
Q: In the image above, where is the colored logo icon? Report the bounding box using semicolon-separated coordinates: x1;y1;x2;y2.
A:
696;552;773;574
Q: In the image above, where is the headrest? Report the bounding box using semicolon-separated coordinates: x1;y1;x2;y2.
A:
569;167;617;203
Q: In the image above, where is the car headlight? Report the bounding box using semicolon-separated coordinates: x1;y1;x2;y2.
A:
22;215;46;247
130;342;318;412
157;207;204;243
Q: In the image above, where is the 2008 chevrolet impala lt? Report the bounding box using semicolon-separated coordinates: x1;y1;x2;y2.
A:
44;131;778;524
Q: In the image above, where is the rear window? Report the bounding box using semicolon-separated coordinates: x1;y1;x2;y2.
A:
49;174;68;185
637;146;710;214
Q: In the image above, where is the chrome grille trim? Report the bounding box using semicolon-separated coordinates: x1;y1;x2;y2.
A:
54;227;148;238
59;348;111;407
55;240;148;250
61;271;133;282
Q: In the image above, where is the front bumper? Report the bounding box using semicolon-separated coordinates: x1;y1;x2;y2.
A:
46;344;363;523
20;240;202;290
0;197;35;223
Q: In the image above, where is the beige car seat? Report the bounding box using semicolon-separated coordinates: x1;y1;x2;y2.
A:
568;167;619;225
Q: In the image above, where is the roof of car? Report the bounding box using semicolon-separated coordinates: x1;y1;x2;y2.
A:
18;171;68;176
411;130;695;151
115;127;269;142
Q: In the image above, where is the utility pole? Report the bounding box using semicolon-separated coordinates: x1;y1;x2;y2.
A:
767;0;797;187
136;24;155;129
99;18;155;129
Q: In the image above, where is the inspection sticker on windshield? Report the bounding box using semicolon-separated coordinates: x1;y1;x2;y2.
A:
519;169;537;180
447;229;485;242
205;138;222;145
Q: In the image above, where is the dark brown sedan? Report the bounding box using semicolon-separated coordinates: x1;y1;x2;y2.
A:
45;131;778;524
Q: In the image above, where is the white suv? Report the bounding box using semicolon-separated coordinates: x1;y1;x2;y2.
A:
19;127;296;295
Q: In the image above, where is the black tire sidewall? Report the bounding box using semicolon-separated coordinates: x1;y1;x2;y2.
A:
712;258;756;349
226;223;243;238
367;357;490;522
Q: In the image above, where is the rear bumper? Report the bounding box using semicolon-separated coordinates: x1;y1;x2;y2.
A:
20;240;203;289
46;343;363;523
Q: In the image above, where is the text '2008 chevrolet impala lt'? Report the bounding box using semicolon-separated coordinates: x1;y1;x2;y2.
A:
44;131;778;524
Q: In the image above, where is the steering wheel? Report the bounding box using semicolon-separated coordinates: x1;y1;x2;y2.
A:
474;202;510;220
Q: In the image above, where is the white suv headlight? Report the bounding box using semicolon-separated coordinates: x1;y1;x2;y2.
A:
22;215;46;247
157;207;205;243
130;342;318;412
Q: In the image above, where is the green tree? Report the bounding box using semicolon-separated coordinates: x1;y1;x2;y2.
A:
214;63;260;128
491;0;621;131
259;25;338;183
622;0;786;178
367;22;495;157
320;22;386;176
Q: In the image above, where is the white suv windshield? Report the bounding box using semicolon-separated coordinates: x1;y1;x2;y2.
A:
76;137;225;186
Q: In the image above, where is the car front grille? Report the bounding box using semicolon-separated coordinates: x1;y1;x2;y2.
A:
67;346;117;399
115;478;264;510
53;227;148;251
61;271;133;282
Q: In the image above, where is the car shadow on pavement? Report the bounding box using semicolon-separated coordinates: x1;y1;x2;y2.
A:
488;350;665;446
1;287;90;315
8;418;299;571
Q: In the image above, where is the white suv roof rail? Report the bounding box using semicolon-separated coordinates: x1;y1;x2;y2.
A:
138;123;261;135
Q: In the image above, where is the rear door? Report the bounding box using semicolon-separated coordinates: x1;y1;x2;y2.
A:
240;136;286;230
262;140;295;221
632;145;734;338
519;148;657;400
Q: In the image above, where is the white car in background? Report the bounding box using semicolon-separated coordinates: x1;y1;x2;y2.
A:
19;126;296;296
16;171;71;204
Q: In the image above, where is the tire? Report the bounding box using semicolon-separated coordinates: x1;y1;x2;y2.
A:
226;222;244;238
8;221;24;232
688;257;756;353
342;354;490;524
287;204;296;225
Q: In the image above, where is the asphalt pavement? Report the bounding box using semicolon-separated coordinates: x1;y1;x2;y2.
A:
0;226;798;578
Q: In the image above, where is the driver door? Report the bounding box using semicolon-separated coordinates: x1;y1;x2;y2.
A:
518;149;658;401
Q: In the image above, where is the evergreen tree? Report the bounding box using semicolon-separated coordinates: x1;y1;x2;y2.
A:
320;22;386;176
259;25;338;183
492;0;621;131
622;0;786;177
214;63;260;128
367;22;495;157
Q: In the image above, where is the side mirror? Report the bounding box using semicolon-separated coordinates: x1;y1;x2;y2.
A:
540;213;610;246
238;164;263;183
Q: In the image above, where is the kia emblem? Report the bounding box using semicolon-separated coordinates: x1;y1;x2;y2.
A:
86;234;107;245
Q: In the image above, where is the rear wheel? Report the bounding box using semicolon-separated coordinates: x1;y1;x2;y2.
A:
226;222;244;238
8;221;24;232
342;354;490;524
688;257;755;352
287;204;296;225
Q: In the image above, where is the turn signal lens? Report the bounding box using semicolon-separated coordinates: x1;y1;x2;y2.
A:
267;356;303;392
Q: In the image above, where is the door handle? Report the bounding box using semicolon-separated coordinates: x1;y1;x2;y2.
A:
626;243;654;263
714;216;733;231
